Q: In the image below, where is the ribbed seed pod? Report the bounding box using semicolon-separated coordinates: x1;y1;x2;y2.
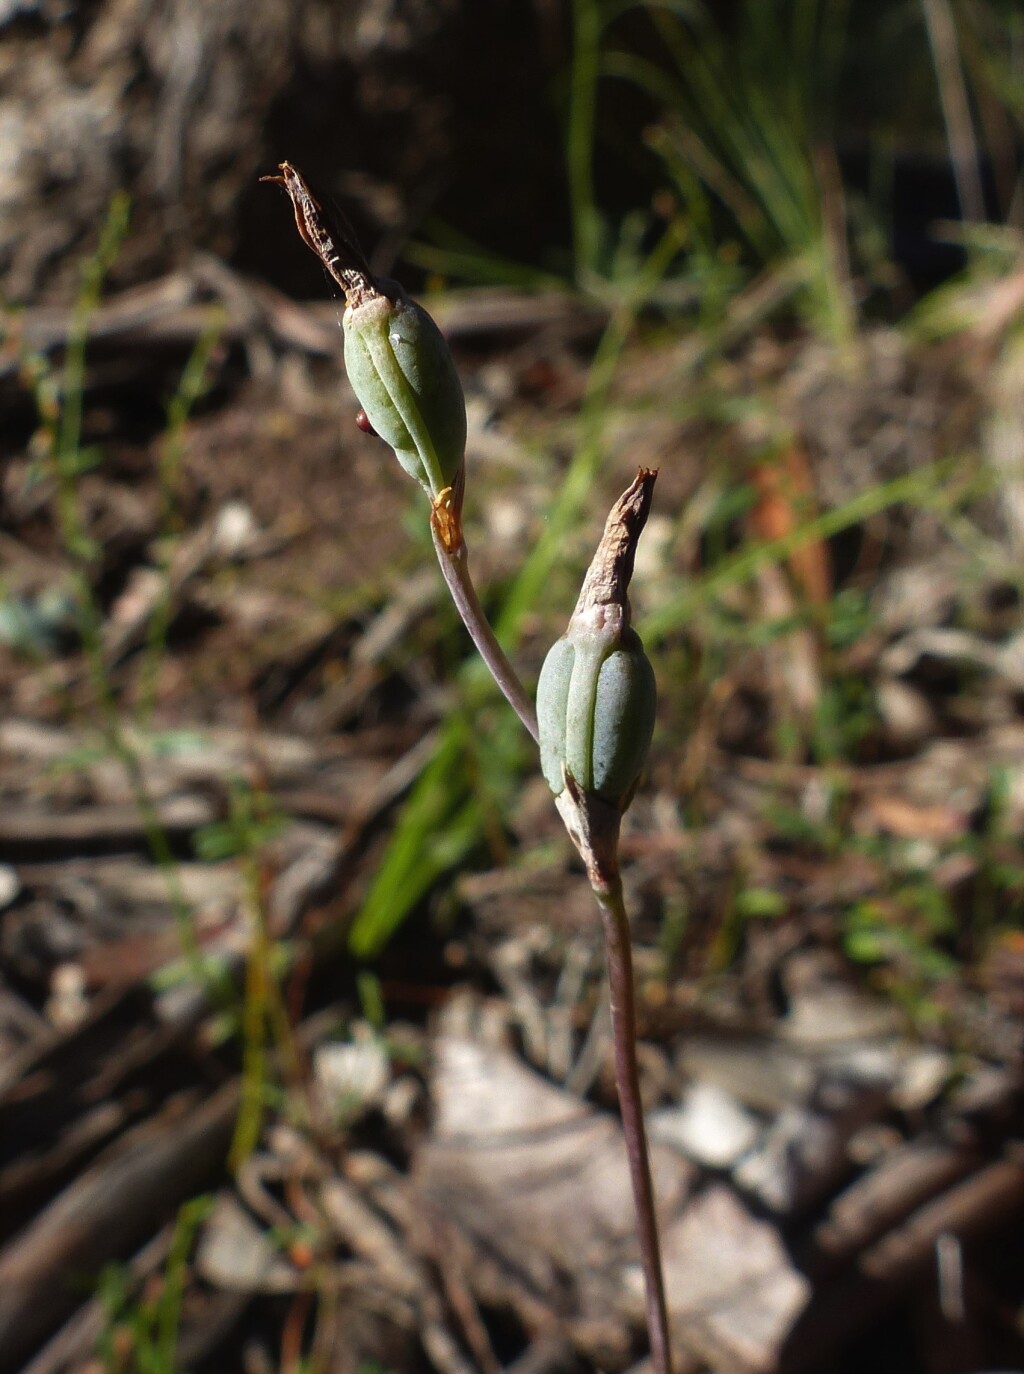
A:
536;468;659;813
343;285;466;499
262;163;465;502
537;627;656;807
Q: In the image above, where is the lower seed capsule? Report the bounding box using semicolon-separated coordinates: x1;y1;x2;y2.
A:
537;628;656;807
536;468;659;811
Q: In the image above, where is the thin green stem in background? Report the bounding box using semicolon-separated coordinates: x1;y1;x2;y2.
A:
645;457;962;642
195;781;306;1169
32;197;236;1013
96;1194;211;1374
637;0;856;344
57;193;132;478
921;0;985;224
139;317;223;723
568;0;604;282
499;218;684;639
231;807;276;1170
154;1197;212;1374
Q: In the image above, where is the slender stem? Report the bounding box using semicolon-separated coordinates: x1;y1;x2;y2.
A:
921;0;985;224
431;524;539;743
596;875;673;1374
568;0;601;281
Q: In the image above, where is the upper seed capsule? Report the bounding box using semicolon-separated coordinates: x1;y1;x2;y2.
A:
343;284;466;498
262;162;465;500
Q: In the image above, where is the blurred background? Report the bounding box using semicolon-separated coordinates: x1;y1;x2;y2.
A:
2;2;1024;1373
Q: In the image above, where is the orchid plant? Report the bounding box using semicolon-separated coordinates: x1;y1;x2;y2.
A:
265;163;672;1374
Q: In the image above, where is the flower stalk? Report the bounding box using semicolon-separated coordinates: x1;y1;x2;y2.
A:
263;162;536;741
266;164;670;1372
429;499;539;742
536;468;671;1374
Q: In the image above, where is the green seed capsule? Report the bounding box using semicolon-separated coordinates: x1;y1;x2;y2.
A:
343;286;466;499
537;626;657;807
537;635;575;795
263;163;466;503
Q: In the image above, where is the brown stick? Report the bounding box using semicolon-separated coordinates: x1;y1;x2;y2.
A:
779;1154;1024;1374
0;1082;238;1374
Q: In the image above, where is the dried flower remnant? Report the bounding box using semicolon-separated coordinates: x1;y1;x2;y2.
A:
260;161;375;303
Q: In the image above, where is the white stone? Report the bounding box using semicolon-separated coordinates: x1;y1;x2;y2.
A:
892;1046;952;1111
643;1184;810;1370
313;1026;389;1120
212;501;259;558
649;1082;761;1169
780;985;901;1046
0;864;20;910
734;1107;839;1214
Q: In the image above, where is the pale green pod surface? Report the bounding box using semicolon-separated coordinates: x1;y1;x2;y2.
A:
564;638;605;792
343;287;466;497
590;633;657;804
536;635;575;795
536;629;656;806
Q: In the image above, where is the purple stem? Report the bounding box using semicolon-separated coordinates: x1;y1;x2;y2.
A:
597;877;673;1374
431;496;670;1367
431;526;539;743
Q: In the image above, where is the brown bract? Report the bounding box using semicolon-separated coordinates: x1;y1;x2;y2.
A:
430;474;466;555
